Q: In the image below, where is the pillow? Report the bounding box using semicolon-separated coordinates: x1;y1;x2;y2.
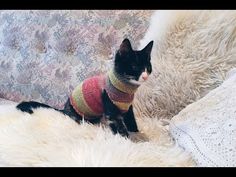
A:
169;68;236;167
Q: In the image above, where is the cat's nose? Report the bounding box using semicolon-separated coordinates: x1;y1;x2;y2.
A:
142;72;149;81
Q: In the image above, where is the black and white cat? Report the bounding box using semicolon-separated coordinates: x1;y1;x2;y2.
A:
16;38;153;140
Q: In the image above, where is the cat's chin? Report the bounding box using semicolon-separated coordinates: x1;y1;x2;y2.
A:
128;79;144;86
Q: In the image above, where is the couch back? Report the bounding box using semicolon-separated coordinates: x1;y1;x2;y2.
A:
0;10;153;109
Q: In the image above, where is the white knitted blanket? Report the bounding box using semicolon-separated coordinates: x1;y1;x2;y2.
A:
170;69;236;167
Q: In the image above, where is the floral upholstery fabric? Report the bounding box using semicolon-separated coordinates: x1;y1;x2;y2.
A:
0;10;153;109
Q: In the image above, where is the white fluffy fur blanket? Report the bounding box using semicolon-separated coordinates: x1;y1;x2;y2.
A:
136;10;236;119
0;104;193;166
0;10;236;166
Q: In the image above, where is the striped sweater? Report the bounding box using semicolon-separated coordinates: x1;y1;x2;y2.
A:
70;69;140;118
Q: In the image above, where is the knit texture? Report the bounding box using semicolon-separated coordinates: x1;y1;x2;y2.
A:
70;69;140;118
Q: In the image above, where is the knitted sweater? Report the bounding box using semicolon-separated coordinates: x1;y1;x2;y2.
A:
70;69;140;118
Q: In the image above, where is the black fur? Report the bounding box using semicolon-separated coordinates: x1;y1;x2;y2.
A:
16;101;61;114
123;105;138;132
16;38;153;138
62;99;82;122
115;38;153;81
101;89;129;137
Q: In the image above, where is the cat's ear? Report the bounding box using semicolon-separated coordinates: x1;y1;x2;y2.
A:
142;41;154;55
119;38;133;56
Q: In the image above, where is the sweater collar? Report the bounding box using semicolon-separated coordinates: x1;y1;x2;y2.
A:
107;69;140;94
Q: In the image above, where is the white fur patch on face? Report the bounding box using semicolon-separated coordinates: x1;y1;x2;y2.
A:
135;69;150;85
128;69;150;86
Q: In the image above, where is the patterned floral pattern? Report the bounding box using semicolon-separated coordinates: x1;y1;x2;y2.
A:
0;10;153;109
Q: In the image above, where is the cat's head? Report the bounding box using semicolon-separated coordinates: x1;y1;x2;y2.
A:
114;38;154;85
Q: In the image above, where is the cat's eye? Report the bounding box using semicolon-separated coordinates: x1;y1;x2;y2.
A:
147;66;152;73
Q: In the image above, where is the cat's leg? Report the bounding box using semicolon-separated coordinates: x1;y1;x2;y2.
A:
101;89;129;137
123;105;138;132
123;105;149;142
109;117;129;137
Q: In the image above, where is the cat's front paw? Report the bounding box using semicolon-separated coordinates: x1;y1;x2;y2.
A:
129;132;149;143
